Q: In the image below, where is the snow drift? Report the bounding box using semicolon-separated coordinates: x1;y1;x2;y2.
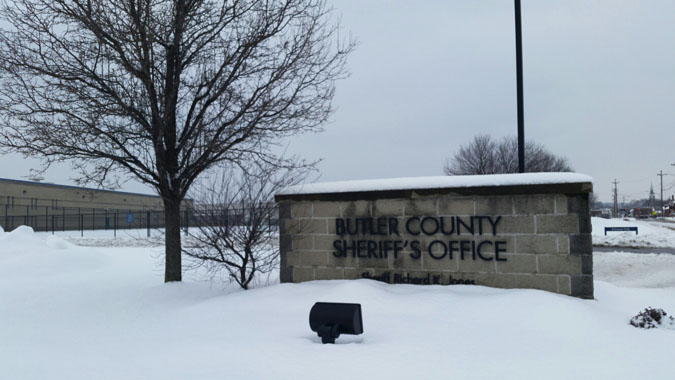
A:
0;226;674;380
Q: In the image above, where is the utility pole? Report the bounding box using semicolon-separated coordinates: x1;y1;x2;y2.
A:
658;170;664;215
514;0;525;173
612;179;619;218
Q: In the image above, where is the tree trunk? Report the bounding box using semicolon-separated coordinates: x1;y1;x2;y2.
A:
164;199;182;282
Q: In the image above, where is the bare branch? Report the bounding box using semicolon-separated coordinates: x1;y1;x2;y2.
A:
444;135;573;175
0;0;354;282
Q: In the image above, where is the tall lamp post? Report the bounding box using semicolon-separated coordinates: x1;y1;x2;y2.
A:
515;0;525;173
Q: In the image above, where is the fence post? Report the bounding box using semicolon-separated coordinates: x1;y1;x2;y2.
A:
52;215;55;235
62;208;65;232
92;208;95;231
114;211;117;237
80;214;83;237
184;208;189;233
45;206;48;233
147;211;151;237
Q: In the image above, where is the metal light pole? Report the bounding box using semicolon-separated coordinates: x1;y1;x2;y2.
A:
514;0;525;173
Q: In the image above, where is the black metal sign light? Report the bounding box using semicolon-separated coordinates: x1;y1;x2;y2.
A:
309;302;364;344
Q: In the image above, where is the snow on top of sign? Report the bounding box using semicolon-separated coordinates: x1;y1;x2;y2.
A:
278;172;593;195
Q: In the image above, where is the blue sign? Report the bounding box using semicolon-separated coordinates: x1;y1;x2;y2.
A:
604;226;638;236
126;213;134;224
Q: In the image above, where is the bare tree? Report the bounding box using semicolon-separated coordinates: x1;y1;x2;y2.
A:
444;135;572;175
0;0;355;282
184;164;306;289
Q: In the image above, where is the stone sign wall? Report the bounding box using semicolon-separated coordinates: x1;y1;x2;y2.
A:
275;177;593;299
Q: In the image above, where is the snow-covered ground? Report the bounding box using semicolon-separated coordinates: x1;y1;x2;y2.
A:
592;217;675;248
1;226;675;380
594;251;675;288
34;228;166;247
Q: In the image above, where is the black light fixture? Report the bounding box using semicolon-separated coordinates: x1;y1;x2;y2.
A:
309;302;363;344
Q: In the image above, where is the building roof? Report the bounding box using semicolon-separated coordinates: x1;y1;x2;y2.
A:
0;177;161;199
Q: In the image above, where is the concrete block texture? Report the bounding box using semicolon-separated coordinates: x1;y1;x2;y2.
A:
498;216;535;234
279;234;291;253
404;199;437;216
569;234;593;255
557;275;571;295
341;201;371;217
571;275;594;299
313;235;336;251
477;273;558;293
313;202;341;218
315;267;344;280
280;264;293;282
474;196;514;216
536;214;579;234
358;257;391;269
278;182;593;298
293;267;315;282
566;194;592;234
513;195;554;215
557;236;570;254
567;194;589;214
371;199;405;216
292;236;313;250
537;254;581;275
437;197;474;215
554;195;568;215
326;218;338;234
283;218;327;235
344;268;370;280
496;254;537;274
421;255;458;271
290;202;312;218
474;235;515;255
578;214;592;234
393;253;425;271
278;202;291;219
299;251;329;267
580;254;593;275
458;257;496;273
516;235;558;254
327;251;358;268
285;251;301;266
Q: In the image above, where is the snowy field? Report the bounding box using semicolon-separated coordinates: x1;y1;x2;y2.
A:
1;226;675;380
592;217;675;248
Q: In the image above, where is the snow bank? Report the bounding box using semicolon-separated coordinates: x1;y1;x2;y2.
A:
0;225;75;251
278;172;593;195
592;217;675;248
1;228;674;380
594;250;675;287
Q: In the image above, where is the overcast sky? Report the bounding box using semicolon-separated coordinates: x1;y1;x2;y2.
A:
3;0;674;203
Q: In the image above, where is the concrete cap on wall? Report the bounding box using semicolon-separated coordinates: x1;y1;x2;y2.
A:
275;173;594;202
